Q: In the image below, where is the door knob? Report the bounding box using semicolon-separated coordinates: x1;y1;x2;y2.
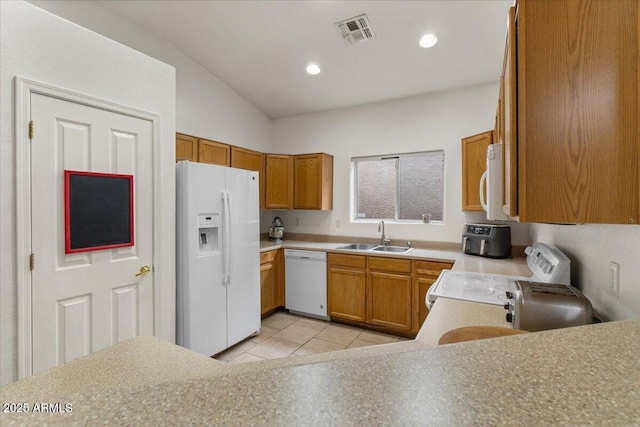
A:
135;265;151;277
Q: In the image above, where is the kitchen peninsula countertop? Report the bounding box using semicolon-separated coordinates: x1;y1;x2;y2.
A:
3;320;639;425
4;241;637;425
415;298;509;346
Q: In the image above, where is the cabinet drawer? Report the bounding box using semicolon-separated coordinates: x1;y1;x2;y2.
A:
260;250;277;264
414;261;453;277
327;253;366;269
368;257;412;274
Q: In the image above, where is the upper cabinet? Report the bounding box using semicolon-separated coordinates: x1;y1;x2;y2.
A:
176;133;198;162
198;138;231;166
293;153;333;210
500;0;639;224
231;146;265;208
461;131;493;211
175;133;334;211
265;154;293;209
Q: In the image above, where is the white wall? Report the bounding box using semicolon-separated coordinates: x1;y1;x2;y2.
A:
0;1;176;385
267;83;530;246
28;0;274;152
531;224;640;321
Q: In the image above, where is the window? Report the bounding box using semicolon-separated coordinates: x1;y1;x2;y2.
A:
353;151;444;222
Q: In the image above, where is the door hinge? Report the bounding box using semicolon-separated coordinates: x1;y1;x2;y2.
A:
29;121;34;139
29;253;35;271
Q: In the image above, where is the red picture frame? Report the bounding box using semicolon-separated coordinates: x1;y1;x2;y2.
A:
64;170;134;253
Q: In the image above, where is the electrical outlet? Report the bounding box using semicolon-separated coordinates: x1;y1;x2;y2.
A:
295;217;300;226
336;219;341;228
609;261;620;297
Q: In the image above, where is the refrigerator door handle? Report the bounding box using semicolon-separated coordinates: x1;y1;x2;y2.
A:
225;190;232;285
221;191;231;284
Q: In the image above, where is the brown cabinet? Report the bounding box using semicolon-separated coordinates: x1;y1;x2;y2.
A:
260;249;285;316
501;6;517;218
293;153;333;210
265;154;293;209
413;261;453;331
231;146;265;208
327;254;366;322
461;131;493;211
176;134;334;211
198;138;231;166
176;133;198;162
367;257;412;332
499;0;639;224
327;253;452;336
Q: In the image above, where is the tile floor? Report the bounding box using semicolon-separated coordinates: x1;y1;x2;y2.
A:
213;311;408;364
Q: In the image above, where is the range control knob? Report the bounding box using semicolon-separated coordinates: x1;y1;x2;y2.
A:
506;313;513;323
505;291;513;299
503;303;510;310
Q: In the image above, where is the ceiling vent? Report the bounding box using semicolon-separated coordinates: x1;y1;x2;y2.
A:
335;14;376;45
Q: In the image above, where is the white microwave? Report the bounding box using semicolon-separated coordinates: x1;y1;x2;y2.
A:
479;143;511;221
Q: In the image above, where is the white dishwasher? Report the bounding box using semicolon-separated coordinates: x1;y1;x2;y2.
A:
284;249;328;320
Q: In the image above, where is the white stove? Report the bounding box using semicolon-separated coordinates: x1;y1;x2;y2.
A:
426;242;571;309
429;271;524;307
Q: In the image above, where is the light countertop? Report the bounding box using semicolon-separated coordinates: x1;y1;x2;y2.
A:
6;240;635;425
3;320;639;425
0;335;227;402
260;239;532;277
415;298;510;345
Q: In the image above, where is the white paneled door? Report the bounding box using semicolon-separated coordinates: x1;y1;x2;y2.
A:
30;93;154;374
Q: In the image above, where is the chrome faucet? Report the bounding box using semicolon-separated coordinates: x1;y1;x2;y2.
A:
378;220;391;246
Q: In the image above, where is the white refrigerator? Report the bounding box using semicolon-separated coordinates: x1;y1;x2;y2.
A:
176;161;260;356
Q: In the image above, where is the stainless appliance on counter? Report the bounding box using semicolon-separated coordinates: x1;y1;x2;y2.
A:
462;223;511;259
504;281;593;331
269;216;285;243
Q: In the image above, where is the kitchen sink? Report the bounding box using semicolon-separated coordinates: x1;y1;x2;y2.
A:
336;243;414;253
371;245;414;253
336;243;378;250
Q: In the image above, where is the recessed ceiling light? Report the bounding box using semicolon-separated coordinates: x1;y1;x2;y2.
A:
419;34;438;48
306;64;321;75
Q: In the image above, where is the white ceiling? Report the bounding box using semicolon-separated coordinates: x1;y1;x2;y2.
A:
94;0;512;119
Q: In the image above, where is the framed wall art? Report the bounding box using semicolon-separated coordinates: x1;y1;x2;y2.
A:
64;170;134;253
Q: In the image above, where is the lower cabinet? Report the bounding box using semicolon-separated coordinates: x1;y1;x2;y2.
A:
414;261;454;330
367;257;413;332
327;253;452;337
260;249;285;316
327;254;367;322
